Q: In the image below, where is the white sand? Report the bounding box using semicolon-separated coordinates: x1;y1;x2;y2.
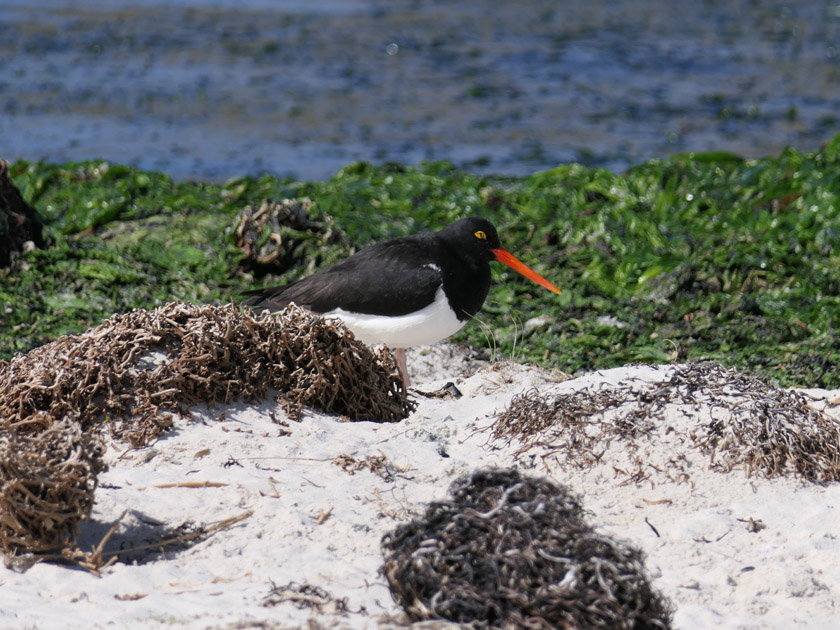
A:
2;346;839;629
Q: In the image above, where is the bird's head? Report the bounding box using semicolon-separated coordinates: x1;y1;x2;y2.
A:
442;217;561;295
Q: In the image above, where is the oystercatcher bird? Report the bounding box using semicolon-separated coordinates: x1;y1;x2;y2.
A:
242;217;561;385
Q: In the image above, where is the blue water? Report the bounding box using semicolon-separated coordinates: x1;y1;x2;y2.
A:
1;0;839;181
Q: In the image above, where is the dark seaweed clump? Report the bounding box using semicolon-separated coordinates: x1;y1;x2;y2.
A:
381;468;673;629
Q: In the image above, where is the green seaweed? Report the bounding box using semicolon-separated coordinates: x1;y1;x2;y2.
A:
3;136;840;387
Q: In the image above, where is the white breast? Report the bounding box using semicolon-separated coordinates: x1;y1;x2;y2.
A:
322;286;465;348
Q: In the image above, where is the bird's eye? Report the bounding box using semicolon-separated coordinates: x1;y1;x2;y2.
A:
474;230;487;240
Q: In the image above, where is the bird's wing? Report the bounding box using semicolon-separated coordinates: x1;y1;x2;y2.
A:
243;237;444;317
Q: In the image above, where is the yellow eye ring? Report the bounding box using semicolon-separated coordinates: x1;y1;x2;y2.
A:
474;230;487;240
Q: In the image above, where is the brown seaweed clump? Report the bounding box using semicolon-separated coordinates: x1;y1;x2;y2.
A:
0;300;413;556
492;362;840;483
0;301;414;447
0;414;105;554
233;197;351;277
381;468;673;630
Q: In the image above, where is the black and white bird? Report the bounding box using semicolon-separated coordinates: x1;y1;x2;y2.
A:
242;217;561;385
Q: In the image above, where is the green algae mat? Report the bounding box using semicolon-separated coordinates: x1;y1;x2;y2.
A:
3;135;840;387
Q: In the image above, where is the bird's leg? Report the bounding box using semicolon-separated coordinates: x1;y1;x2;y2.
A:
394;347;410;388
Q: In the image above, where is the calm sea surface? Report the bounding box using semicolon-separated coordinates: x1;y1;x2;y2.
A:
2;0;839;181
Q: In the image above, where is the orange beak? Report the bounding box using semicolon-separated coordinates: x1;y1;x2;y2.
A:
491;248;562;295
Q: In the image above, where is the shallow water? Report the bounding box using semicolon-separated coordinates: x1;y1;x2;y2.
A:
2;0;839;181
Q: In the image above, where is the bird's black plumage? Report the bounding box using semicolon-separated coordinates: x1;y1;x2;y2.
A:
242;216;501;322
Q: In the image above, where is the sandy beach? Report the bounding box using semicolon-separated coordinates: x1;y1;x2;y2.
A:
2;344;839;629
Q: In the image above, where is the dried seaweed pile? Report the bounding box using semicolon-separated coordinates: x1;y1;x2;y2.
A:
381;468;673;630
0;301;413;554
493;362;840;483
0;301;413;446
0;415;105;553
233;197;351;276
493;386;658;474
